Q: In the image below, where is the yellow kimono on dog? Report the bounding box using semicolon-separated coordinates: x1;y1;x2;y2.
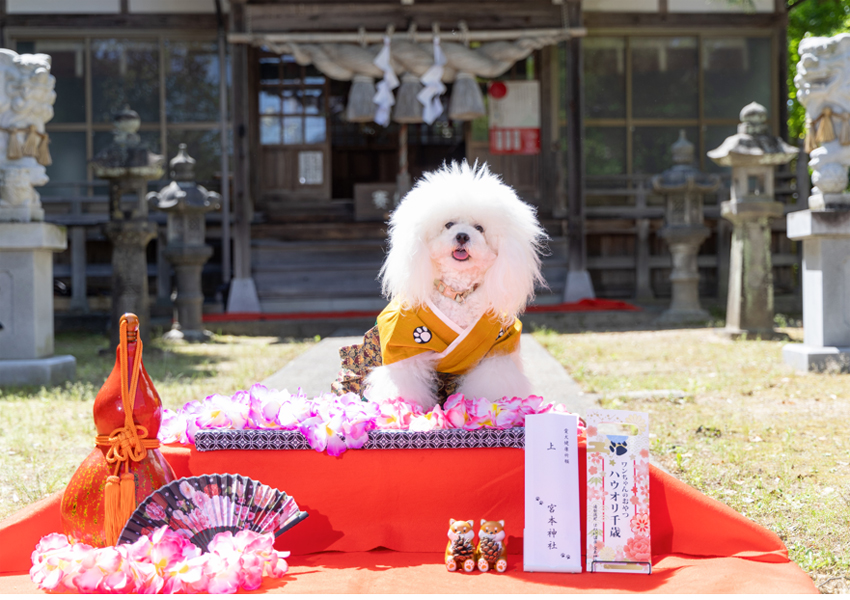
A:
377;300;522;375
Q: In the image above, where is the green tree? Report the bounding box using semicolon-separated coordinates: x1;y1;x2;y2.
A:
786;0;850;141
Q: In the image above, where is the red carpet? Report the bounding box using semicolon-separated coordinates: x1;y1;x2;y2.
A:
0;444;816;593
203;298;640;324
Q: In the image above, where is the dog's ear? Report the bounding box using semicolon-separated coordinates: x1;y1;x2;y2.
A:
379;195;435;308
481;233;545;318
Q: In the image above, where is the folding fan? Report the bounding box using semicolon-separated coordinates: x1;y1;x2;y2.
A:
118;474;309;552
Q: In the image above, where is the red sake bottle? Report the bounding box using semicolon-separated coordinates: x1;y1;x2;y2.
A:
61;314;175;546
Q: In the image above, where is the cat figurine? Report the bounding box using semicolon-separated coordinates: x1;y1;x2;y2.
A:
476;519;508;573
445;519;476;573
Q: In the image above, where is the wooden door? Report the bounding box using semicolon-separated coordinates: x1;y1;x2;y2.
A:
257;52;332;208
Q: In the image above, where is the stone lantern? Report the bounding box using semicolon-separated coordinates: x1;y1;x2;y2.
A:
91;106;164;349
148;144;220;342
652;130;720;323
707;102;798;339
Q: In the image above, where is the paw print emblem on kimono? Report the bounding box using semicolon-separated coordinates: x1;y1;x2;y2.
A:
413;326;432;343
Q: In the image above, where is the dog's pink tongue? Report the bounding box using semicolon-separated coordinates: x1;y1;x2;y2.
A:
452;249;469;261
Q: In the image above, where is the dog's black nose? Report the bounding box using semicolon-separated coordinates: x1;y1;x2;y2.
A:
455;232;470;245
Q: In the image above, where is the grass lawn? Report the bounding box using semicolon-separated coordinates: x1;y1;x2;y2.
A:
0;332;312;523
534;326;850;594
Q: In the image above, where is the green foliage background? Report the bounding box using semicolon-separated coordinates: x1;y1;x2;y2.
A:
786;0;850;141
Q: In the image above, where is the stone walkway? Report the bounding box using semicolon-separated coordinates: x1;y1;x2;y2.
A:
263;333;599;416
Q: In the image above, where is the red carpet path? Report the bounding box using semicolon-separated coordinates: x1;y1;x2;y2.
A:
202;298;641;324
0;444;817;594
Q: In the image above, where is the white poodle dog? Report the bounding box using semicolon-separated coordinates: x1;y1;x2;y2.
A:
363;161;547;411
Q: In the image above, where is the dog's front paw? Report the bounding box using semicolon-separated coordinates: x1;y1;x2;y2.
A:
413;326;432;344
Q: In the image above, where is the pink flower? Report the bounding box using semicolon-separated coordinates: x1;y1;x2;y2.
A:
145;502;167;522
623;533;651;561
588;487;603;501
464;397;495;429
410;404;449;431
202;551;243;594
30;529;289;594
299;394;378;455
162;555;209;593
635;460;650;483
519;395;552;415
587;425;598;438
158;408;191;445
149;527;201;575
630;511;650;535
195;393;250;431
376;397;422;429
178;481;195;499
30;533;78;592
247;384;285;429
442;394;470;428
127;559;164;594
276;390;313;430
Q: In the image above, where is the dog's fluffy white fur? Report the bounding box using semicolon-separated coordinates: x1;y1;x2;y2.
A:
364;161;547;410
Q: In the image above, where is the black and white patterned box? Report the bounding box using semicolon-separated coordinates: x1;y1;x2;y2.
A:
194;427;526;451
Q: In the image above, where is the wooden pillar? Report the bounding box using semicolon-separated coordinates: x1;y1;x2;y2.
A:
69;226;89;313
156;229;171;306
540;45;560;218
68;196;89;313
563;0;595;302
226;0;261;312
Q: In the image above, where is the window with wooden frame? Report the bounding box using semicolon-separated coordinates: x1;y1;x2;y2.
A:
582;33;776;189
13;35;227;197
257;51;331;203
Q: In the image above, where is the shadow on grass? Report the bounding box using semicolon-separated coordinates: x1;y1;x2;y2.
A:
0;332;227;398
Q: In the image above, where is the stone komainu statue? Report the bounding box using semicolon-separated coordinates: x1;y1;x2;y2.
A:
795;33;850;209
0;49;55;223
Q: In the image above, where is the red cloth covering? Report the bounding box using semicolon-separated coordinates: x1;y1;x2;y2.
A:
0;444;816;593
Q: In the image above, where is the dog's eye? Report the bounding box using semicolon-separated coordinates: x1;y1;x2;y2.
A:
445;222;454;229
474;225;484;233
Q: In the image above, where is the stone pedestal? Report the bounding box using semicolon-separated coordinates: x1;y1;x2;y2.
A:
0;222;76;385
227;277;262;313
720;199;787;339
563;270;595;304
783;209;850;371
105;220;158;349
162;245;214;342
657;225;711;323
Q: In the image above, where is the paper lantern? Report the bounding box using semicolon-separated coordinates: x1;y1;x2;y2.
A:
393;73;424;124
449;72;485;121
346;74;377;123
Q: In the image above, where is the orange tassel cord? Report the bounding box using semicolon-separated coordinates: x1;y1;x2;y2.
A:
61;313;175;547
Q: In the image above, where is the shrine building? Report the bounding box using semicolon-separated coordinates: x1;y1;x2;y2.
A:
1;0;802;315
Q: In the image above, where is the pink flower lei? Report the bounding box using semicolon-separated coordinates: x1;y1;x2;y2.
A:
159;385;586;456
30;527;289;594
